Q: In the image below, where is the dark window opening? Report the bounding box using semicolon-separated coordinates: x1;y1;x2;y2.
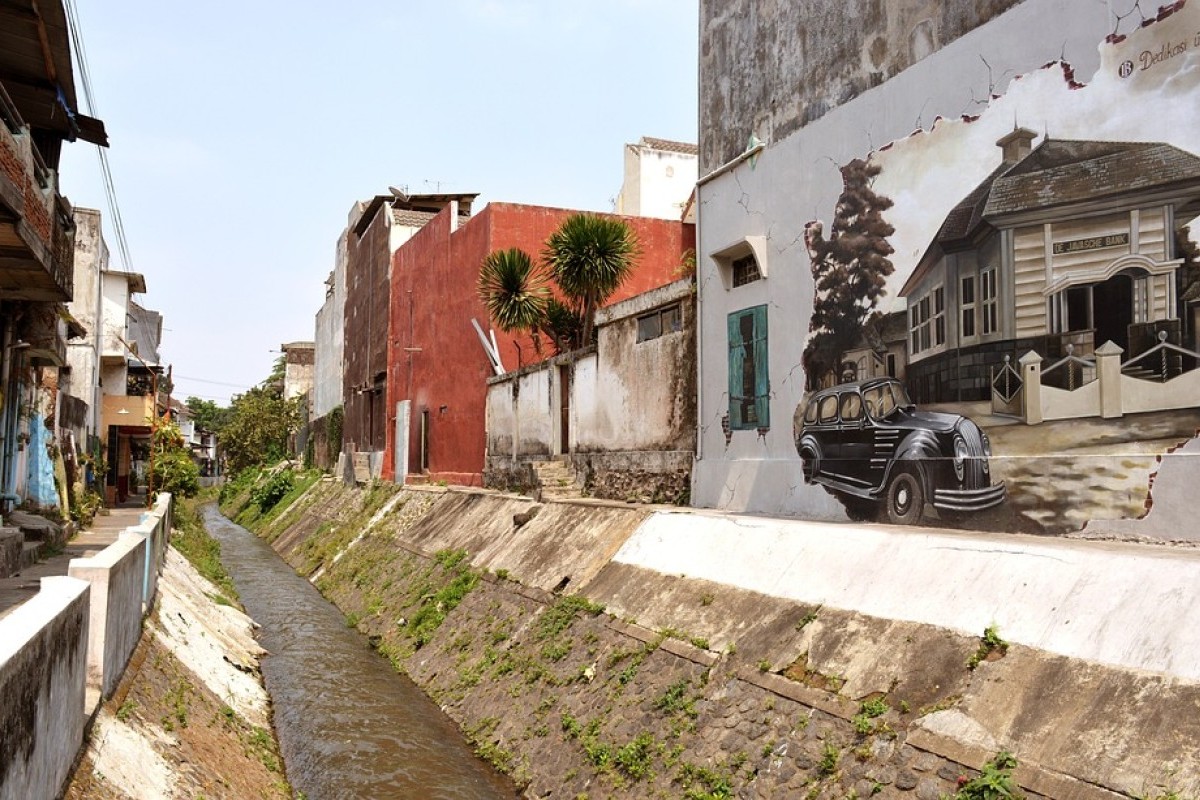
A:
731;254;762;287
635;303;684;343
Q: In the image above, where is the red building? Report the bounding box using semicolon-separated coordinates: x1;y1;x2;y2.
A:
383;202;694;485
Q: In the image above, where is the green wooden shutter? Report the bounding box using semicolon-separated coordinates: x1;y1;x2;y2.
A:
728;311;746;427
727;305;769;430
752;305;770;428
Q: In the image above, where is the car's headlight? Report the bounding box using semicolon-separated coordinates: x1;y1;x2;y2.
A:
953;436;968;481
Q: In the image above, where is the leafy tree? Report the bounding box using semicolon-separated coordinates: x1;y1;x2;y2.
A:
804;158;895;388
220;385;299;475
185;396;231;433
149;420;200;499
544;213;640;346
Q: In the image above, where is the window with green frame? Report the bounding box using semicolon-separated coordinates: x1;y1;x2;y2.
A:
727;305;769;429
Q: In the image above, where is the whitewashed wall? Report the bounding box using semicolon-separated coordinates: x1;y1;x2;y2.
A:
692;0;1176;516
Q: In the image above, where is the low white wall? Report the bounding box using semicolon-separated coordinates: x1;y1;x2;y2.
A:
616;511;1200;681
1121;370;1200;415
0;576;90;800
68;532;149;699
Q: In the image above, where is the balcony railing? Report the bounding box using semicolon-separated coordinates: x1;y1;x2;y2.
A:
0;82;24;134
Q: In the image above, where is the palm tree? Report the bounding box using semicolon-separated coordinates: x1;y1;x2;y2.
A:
543;213;640;346
478;247;550;352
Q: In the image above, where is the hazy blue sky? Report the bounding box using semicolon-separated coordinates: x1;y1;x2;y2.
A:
58;1;699;404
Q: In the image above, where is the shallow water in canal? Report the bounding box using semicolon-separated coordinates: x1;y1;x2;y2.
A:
201;504;517;800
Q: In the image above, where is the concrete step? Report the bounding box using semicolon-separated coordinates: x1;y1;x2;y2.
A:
20;541;42;570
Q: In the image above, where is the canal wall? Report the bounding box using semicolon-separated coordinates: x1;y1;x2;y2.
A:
0;495;172;800
230;476;1200;800
0;576;89;800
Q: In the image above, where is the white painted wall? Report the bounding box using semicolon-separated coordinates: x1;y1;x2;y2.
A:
313;232;346;419
66;209;107;438
487;280;695;459
616;139;698;221
615;511;1200;680
0;576;89;800
693;0;1161;516
68;532;148;699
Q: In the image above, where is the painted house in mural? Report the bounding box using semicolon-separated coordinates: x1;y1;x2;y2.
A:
900;129;1200;404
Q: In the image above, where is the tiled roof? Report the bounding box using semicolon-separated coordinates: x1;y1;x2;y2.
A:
640;137;698;155
985;141;1200;217
392;209;440;228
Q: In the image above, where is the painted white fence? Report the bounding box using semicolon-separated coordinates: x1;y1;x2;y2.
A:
1011;339;1200;424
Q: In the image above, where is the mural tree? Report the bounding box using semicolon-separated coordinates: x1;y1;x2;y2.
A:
803;158;895;388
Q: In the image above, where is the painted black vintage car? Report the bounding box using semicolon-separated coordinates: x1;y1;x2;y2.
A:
795;378;1005;524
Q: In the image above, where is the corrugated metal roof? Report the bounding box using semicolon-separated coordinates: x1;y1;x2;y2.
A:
0;0;107;146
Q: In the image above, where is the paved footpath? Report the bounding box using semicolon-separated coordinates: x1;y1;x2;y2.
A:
0;505;148;621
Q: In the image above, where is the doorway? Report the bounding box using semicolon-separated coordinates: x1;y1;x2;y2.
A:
1093;274;1133;352
558;365;571;456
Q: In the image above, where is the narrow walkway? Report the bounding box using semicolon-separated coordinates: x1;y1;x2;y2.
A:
0;498;149;621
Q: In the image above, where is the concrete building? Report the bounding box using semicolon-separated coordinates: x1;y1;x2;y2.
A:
341;192;477;478
280;341;314;401
0;0;107;514
692;0;1200;522
384;202;695;487
486;277;696;502
614;137;698;221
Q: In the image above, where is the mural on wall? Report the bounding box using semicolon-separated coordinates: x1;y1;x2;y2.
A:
796;0;1200;534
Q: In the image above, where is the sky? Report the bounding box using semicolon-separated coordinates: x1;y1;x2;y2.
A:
57;1;699;405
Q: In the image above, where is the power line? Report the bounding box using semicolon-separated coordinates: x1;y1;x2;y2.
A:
173;374;253;389
64;0;135;273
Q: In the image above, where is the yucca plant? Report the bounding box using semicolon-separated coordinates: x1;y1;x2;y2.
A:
543;213;640;346
478;247;550;350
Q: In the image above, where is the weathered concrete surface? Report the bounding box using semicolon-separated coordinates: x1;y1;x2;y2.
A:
64;548;282;800
244;480;1200;798
698;0;1030;171
0;576;89;800
614;510;1200;680
68;532;148;699
396;488;650;594
1081;438;1200;542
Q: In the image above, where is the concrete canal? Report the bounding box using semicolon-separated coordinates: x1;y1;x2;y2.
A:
201;504;517;799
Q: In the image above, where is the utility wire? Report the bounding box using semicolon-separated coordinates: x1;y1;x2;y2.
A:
64;0;135;274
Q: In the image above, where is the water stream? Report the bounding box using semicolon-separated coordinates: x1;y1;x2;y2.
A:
201;504;517;800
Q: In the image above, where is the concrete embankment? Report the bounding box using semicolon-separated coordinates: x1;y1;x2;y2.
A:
63;548;288;800
231;475;1200;800
0;493;288;800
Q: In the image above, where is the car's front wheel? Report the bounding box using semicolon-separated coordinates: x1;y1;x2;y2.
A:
885;467;924;525
799;446;819;484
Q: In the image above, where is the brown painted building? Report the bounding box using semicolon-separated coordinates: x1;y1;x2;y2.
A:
341;192;476;470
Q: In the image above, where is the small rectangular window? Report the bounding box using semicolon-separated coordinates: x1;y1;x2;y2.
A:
981;267;998;335
636;303;683;343
636;314;661;342
732;254;762;287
